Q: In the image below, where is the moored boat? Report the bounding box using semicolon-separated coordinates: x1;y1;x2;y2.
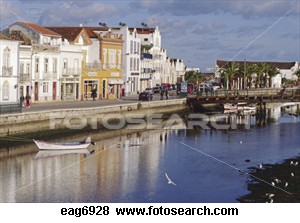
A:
33;137;94;150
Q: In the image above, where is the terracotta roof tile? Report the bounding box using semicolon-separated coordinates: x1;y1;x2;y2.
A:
46;27;84;42
18;22;61;37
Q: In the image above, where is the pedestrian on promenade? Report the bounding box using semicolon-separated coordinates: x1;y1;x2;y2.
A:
25;93;31;108
20;94;25;107
165;88;169;99
91;88;97;101
160;87;164;100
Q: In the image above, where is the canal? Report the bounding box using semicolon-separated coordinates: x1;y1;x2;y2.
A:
0;103;299;202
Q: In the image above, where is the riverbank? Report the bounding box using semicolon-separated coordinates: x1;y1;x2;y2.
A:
0;98;187;137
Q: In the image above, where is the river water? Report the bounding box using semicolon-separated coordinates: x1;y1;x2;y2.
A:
0;103;299;203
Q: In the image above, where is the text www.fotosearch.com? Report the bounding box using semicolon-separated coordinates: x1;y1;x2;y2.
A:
61;205;239;217
115;205;239;216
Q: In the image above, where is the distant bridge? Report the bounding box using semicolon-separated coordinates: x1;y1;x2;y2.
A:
187;87;300;109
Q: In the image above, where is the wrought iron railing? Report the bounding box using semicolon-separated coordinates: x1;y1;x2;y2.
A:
0;103;22;115
2;66;13;76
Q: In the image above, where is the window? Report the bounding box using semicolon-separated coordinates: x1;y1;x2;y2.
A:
43;82;49;93
117;50;121;69
26;63;30;74
130;58;133;71
53;58;57;73
74;59;79;74
35;57;39;73
20;63;24;74
108;49;116;68
44;58;49;73
63;58;68;74
134;41;137;54
130;41;133;54
2;81;9;101
144;38;148;41
133;58;136;71
103;48;107;69
137;43;140;55
3;47;10;67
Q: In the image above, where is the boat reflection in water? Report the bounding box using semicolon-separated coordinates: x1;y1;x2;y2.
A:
35;148;90;158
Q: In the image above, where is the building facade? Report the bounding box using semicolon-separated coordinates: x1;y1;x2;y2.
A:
8;22;62;102
114;26;141;95
0;33;21;104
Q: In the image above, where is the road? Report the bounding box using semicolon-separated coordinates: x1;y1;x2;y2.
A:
22;92;180;113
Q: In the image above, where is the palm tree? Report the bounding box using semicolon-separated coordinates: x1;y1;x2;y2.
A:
184;70;203;84
243;63;257;89
219;62;239;90
293;68;300;82
268;66;280;88
256;63;270;88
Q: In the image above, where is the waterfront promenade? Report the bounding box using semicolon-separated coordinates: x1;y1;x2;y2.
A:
20;93;179;113
0;93;186;137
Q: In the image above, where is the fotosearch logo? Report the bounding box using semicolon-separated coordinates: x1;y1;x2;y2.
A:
49;113;251;130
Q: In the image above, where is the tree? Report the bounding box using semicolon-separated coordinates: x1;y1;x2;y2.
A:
293;68;300;82
244;63;258;89
256;63;270;88
219;62;239;90
184;70;203;84
267;66;280;88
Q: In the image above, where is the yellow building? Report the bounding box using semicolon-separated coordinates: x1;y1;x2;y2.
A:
82;30;124;100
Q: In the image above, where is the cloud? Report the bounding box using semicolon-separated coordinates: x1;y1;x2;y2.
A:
0;1;22;20
131;0;297;18
193;21;226;34
37;1;120;26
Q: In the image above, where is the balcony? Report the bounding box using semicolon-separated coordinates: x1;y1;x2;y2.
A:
20;73;31;82
2;66;13;76
43;72;58;80
62;68;82;77
84;63;101;70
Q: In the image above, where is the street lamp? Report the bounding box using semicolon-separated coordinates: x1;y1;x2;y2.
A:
244;59;246;90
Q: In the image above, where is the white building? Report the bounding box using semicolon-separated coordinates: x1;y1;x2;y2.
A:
8;22;63;102
0;33;21;105
113;26;141;95
137;26;164;87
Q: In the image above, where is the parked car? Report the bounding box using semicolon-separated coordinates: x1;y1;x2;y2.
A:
144;88;154;94
198;83;213;92
161;83;172;90
153;86;160;94
139;91;153;101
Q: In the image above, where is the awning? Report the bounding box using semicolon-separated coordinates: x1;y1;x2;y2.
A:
108;79;124;85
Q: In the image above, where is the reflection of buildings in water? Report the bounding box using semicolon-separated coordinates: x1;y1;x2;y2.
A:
282;103;300;115
269;106;281;121
119;130;169;196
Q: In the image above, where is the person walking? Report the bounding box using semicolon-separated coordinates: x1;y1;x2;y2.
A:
165;88;169;99
160;86;164;100
91;88;97;101
20;94;25;108
25;93;31;108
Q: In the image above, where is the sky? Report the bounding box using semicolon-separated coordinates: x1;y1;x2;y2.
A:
1;0;300;71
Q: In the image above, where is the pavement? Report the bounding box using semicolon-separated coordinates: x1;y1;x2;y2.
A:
21;92;181;113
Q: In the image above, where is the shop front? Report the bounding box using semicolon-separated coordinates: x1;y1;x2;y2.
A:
108;78;123;99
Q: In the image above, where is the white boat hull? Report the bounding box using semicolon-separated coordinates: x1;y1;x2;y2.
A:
33;139;91;150
35;149;90;158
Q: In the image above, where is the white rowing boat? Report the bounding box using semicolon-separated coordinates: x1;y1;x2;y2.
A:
33;137;94;150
